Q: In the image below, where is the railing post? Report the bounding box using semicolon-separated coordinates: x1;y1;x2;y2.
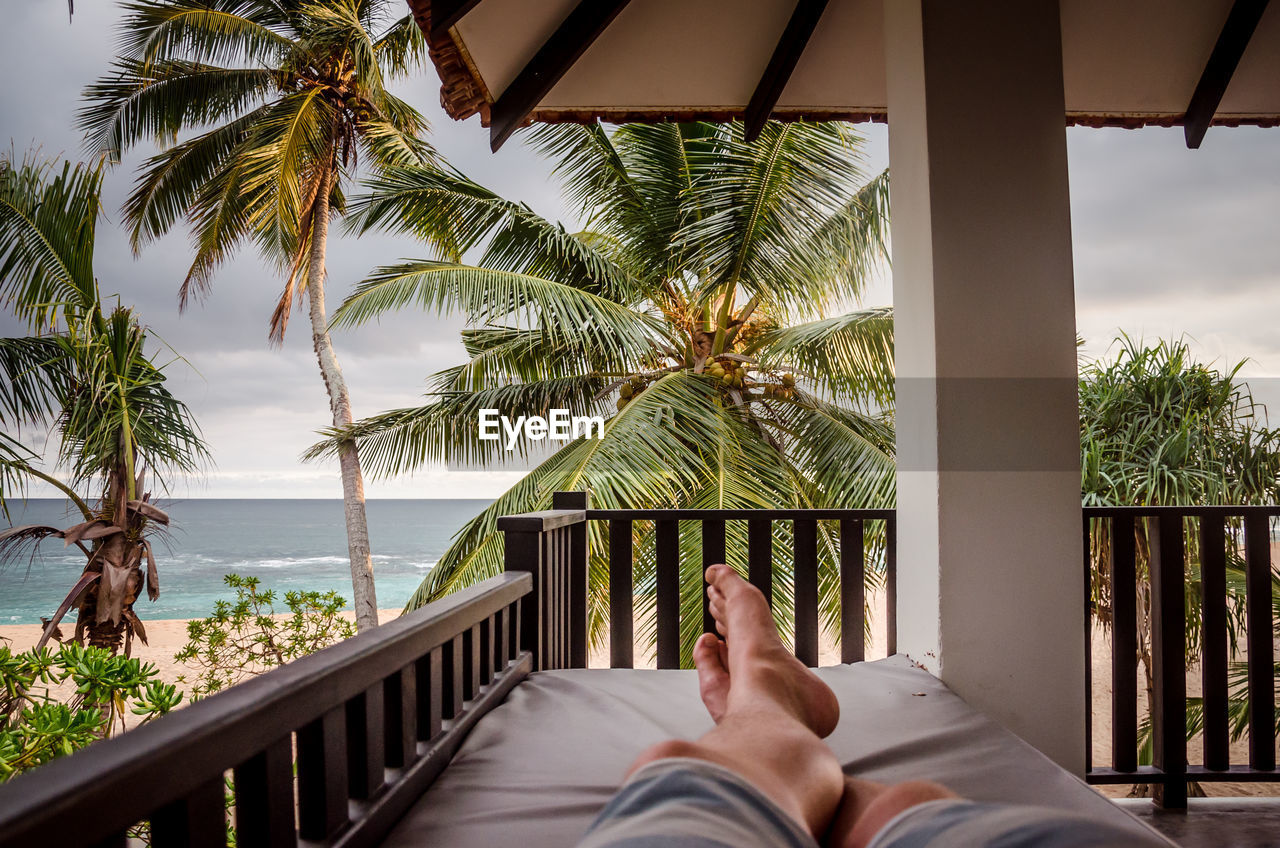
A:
1148;514;1188;809
553;491;590;668
503;525;544;670
499;496;589;672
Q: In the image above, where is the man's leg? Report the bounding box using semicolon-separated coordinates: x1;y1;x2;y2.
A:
826;777;956;848
625;564;845;839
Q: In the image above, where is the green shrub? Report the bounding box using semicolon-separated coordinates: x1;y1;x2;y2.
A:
175;574;355;698
0;643;181;782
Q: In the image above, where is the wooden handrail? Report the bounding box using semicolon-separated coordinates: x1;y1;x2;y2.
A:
0;572;532;847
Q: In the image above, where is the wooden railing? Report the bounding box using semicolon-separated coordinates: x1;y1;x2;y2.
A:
499;492;898;669
1084;506;1278;807
0;573;533;848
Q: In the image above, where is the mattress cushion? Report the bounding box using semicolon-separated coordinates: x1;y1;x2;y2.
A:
381;656;1168;847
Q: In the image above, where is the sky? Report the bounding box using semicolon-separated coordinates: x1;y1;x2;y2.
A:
2;2;1279;499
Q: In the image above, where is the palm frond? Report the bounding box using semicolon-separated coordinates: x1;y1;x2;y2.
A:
331;261;668;362
349;164;637;299
754;307;894;407
0;155;102;328
675;121;874;313
79;60;276;162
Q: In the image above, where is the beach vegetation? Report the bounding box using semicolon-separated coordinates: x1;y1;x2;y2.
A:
1081;335;1280;785
0;152;208;656
80;0;438;632
175;573;355;698
0;643;181;781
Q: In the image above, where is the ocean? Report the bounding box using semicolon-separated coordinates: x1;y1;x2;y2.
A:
0;499;492;625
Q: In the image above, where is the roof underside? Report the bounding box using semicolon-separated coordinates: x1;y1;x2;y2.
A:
409;0;1280;136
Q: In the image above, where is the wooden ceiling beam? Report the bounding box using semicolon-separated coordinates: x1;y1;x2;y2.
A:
744;0;830;142
429;0;486;39
488;0;632;152
1184;0;1270;149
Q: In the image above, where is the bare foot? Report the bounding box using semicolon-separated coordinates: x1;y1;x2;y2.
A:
693;632;730;722
704;564;840;737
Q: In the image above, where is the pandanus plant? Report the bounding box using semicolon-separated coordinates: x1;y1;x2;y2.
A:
0;153;207;655
311;121;897;660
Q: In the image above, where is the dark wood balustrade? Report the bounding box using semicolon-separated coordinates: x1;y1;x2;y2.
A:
1;500;1275;844
1084;506;1279;808
0;573;533;848
499;491;898;669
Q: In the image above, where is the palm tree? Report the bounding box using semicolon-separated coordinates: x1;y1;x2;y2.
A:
0;152;208;654
313;121;896;659
78;0;435;631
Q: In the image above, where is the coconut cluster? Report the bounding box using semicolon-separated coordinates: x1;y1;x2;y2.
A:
701;360;798;400
705;359;749;388
615;374;649;409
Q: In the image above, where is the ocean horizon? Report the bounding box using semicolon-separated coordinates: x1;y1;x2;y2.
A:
0;498;493;625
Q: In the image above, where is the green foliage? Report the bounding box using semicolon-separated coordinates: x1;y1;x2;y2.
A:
0;150;209;652
315;121;895;660
175;574;355;698
0;644;181;782
80;0;434;339
1081;336;1280;771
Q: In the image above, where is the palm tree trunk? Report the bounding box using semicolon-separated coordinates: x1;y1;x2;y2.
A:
306;163;379;632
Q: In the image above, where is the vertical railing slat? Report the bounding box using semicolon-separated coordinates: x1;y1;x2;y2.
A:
1110;514;1138;773
840;518;865;664
480;613;495;685
1199;515;1230;771
384;664;417;770
544;529;559;670
503;528;543;669
462;624;481;701
885;517;897;656
297;706;349;840
150;776;227;848
442;636;464;720
610;519;634;668
498;605;511;670
233;736;294;848
793;518;819;666
345;683;385;800
748;519;773;607
1244;513;1276;771
416;645;443;742
552;491;590;668
655;520;680;669
1149;515;1188;809
702;519;726;635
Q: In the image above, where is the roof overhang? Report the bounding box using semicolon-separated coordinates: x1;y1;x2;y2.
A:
409;0;1280;150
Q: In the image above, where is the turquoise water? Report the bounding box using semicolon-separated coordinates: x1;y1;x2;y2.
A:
0;499;491;624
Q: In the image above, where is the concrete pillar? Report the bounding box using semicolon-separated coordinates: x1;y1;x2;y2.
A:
883;0;1085;771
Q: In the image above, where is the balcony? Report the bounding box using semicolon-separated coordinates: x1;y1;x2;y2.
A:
0;497;1273;847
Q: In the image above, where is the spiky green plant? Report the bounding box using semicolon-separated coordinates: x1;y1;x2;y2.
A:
312;121;896;661
79;0;436;631
1081;335;1280;779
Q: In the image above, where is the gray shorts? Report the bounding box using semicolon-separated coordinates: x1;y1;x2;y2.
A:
577;759;1162;848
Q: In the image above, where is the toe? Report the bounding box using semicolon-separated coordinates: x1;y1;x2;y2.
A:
693;633;730;722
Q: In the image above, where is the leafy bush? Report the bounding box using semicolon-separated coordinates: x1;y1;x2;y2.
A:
175;574;355;698
0;644;181;782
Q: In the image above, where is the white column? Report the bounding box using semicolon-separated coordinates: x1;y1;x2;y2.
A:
884;0;1085;772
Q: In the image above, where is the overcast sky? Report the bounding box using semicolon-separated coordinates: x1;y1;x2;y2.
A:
3;2;1278;499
